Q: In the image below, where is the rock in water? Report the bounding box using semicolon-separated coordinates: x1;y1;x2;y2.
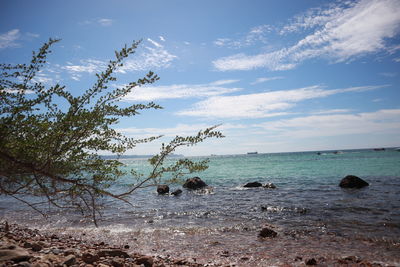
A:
258;227;277;238
244;182;262;188
263;183;277;189
157;185;169;195
183;177;207;190
171;189;183;196
339;175;369;188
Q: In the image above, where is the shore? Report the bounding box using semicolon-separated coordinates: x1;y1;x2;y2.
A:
0;222;205;267
1;221;399;267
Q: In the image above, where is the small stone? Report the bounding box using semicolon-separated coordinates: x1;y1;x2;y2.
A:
111;257;124;267
171;189;183;196
135;255;154;267
97;249;130;258
124;245;130;249
81;252;99;264
63;255;76;266
305;258;317;265
258;227;278;238
30;242;42;252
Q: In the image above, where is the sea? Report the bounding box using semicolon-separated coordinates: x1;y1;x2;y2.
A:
1;148;400;266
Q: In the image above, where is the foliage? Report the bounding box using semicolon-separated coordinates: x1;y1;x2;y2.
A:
0;39;223;226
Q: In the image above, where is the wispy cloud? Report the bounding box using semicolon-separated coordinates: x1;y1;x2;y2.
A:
0;29;21;49
117;123;245;138
214;24;272;49
213;0;400;71
62;39;176;80
98;18;113;26
122;80;241;102
118;38;177;73
177;85;386;119
380;72;397;77
251;76;284;85
80;18;114;27
254;109;400;138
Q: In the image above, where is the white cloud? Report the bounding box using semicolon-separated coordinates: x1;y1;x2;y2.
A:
254;109;400;138
98;18;113;26
117;123;244;138
63;59;106;80
214;0;400;71
251;76;284;85
311;109;352;115
214;24;272;48
118;39;177;72
122;81;242;102
0;29;21;49
159;36;166;42
177;85;386;119
380;72;397;77
62;39;176;80
147;38;162;48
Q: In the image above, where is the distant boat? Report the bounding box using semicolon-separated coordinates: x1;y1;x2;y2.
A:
247;152;258;155
373;148;385;151
333;151;343;154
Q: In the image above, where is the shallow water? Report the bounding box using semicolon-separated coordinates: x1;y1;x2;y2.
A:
1;149;400;265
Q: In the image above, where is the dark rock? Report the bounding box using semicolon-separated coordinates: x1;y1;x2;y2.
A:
97;249;130;258
30;242;42;252
157;185;169;195
124;245;130;249
305;258;317;265
81;252;99;264
258;227;278;238
263;183;277;189
339;175;369;188
171;189;183;196
63;254;76;266
111;257;124;267
135;255;154;267
183;177;208;190
244;182;262;188
0;246;31;263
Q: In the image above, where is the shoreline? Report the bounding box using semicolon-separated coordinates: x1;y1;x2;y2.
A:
0;222;206;267
1;221;399;267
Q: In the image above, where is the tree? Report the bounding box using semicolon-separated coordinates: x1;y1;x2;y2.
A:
0;39;223;226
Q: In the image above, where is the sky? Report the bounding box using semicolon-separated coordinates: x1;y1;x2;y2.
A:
1;0;400;156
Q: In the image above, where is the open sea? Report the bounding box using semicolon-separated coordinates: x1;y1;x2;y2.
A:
1;148;400;266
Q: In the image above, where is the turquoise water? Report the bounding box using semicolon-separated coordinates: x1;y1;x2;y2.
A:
1;148;400;265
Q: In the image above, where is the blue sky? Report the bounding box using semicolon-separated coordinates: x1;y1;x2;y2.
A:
1;0;400;156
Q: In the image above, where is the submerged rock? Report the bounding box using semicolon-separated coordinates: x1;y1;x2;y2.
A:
339;175;369;189
183;177;208;190
171;189;183;196
157;185;169;195
243;182;262;188
258;227;278;238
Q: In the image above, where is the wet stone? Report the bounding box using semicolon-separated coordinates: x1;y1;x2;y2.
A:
305;258;317;265
258;227;278;238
